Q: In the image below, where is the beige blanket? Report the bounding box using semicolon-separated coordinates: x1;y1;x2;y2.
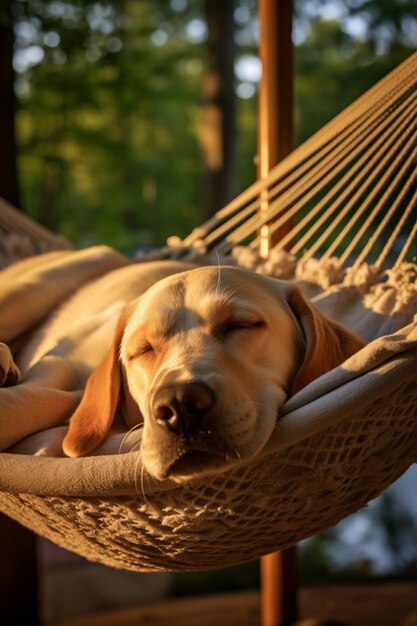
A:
1;247;416;470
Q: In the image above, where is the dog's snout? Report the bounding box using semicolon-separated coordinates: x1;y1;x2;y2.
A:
152;382;215;435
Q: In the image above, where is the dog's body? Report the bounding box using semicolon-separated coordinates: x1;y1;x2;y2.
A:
0;251;365;482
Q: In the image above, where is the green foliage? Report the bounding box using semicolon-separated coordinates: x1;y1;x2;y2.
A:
14;0;211;249
294;1;415;145
12;0;416;253
12;0;260;251
367;492;417;572
299;528;341;582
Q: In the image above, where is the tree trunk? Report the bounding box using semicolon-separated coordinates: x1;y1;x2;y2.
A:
38;156;64;231
201;0;237;218
0;4;20;206
0;11;39;624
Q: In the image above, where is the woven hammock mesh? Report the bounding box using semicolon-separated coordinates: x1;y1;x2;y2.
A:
2;373;416;571
0;52;416;572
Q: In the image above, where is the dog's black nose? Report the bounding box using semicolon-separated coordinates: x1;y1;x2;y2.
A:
153;382;215;435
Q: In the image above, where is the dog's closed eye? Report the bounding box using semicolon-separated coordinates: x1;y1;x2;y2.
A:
215;318;266;339
129;342;155;359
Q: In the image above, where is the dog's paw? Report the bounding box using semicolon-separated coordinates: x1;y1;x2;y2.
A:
0;343;20;387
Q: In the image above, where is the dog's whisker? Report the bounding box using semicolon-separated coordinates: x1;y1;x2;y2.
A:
215;250;222;296
221;443;242;462
118;423;142;455
133;450;141;495
128;440;142;454
134;450;147;502
140;461;152;509
132;449;154;510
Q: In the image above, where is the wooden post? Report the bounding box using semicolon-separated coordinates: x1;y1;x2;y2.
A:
258;1;298;625
261;547;298;626
0;5;39;625
257;0;293;257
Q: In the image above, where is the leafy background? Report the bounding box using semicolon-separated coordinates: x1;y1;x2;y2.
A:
12;0;416;253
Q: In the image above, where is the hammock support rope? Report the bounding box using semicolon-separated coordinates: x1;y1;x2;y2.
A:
175;51;417;267
0;52;416;572
0;197;70;266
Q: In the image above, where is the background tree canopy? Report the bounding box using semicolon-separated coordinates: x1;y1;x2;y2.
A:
7;0;416;252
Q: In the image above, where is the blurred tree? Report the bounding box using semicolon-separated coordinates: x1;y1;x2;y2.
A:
13;0;209;248
294;0;416;144
201;0;237;217
8;0;416;251
367;492;417;573
0;4;19;206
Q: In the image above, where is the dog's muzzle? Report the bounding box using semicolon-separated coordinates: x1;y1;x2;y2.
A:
152;381;216;437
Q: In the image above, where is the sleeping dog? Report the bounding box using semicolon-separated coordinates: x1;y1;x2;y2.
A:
0;254;364;482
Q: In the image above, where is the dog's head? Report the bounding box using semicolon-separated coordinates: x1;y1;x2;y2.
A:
63;266;364;481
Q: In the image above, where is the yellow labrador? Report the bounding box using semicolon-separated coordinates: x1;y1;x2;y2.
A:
0;258;364;482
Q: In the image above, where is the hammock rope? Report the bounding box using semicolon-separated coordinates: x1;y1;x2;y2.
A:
0;51;416;572
177;51;417;268
0;197;69;250
283;97;416;258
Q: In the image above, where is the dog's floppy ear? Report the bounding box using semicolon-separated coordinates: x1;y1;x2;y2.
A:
63;303;139;457
287;286;365;395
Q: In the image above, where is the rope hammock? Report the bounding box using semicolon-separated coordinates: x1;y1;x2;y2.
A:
0;196;70;267
0;52;416;572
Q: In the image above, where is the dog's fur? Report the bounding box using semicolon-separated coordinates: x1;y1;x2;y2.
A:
0;256;365;482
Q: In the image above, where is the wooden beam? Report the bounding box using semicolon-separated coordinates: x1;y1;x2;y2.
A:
257;0;293;257
257;1;298;625
261;547;298;626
